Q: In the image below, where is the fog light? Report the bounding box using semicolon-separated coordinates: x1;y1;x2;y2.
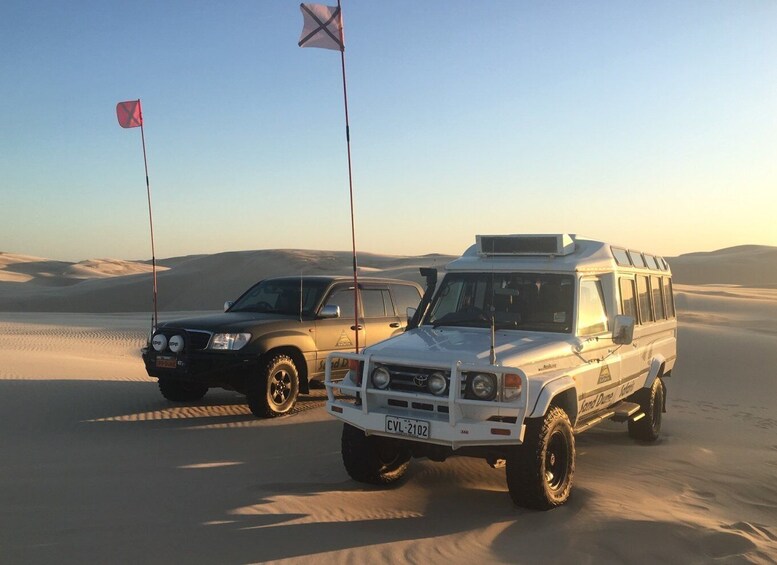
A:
371;366;391;390
152;334;167;352
168;335;184;353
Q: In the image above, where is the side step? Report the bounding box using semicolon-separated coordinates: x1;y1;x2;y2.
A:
574;401;644;433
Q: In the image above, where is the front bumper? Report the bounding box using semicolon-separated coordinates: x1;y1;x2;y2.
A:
324;352;528;450
142;349;258;390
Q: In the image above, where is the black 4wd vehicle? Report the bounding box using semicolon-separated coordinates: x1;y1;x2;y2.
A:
142;276;422;417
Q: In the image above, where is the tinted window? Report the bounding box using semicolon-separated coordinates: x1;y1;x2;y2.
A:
578;279;609;336
324;287;356;318
362;288;392;318
612;247;631;266
636;276;653;323
619;278;637;319
663;277;675;318
231;279;327;316
645;255;659;270
427;272;574;333
629;251;647;268
391;284;421;316
651;276;665;319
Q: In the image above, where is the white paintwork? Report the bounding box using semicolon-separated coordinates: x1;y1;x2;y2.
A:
325;234;677;450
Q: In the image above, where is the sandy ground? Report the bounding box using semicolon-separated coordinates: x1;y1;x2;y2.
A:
1;285;776;564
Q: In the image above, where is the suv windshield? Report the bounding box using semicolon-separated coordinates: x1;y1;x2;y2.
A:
230;279;328;316
426;272;575;333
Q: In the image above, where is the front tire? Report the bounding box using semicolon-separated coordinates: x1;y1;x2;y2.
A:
506;405;575;510
628;377;664;442
341;423;411;484
158;378;208;402
247;355;300;418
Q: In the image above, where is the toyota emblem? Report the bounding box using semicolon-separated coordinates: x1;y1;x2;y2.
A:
414;374;429;387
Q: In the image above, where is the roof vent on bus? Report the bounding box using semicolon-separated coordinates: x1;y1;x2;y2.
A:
476;234;575;257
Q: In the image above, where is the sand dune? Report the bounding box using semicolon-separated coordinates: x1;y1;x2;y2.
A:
1;244;776;314
0;249;453;313
668;245;777;287
0;247;776;562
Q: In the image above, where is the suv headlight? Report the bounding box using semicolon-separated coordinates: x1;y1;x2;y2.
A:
210;333;251;350
468;373;497;401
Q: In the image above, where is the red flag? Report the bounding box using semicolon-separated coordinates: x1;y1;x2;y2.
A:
116;100;143;128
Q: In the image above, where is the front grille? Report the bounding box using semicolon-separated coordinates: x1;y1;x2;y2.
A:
376;364;471;399
382;364;450;394
187;330;211;350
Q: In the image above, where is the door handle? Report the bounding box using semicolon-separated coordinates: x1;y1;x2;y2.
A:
350;325;363;331
389;322;401;328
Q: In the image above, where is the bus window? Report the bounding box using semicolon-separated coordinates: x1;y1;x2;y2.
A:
636;276;653;323
619;278;638;320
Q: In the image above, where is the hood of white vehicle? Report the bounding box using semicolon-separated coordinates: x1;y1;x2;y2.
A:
364;326;572;368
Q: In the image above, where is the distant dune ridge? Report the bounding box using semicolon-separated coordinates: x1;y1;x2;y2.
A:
0;249;454;312
0;244;774;312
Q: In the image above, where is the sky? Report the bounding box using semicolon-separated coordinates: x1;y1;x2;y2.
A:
1;1;775;262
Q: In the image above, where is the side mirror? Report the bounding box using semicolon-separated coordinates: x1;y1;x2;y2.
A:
224;301;234;312
612;315;635;345
406;307;417;325
319;304;341;319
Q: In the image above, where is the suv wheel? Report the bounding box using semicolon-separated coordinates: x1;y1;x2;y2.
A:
247;354;299;418
341;423;411;484
628;377;664;442
506;405;575;510
158;378;208;402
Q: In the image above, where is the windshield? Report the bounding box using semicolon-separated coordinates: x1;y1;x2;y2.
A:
425;272;575;333
230;279;328;316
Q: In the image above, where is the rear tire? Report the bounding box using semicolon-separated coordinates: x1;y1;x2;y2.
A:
341;423;411;484
158;378;208;402
628;377;664;442
506;406;575;510
247;355;299;418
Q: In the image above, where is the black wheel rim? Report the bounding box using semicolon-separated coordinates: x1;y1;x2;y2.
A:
269;369;292;406
545;430;569;491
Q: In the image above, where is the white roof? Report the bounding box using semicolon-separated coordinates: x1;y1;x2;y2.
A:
446;234;670;275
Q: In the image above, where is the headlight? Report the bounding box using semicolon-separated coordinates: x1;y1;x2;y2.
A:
371;366;391;390
152;334;167;352
469;373;497;400
428;372;447;396
210;333;251;350
168;335;185;353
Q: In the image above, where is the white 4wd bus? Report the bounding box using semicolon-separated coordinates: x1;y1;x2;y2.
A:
324;234;677;510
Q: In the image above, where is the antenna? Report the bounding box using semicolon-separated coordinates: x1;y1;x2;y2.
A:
489;308;496;365
489;240;497;365
299;262;305;323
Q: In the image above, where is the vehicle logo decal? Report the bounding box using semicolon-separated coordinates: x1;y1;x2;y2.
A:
413;374;429;388
597;364;612;384
336;332;353;347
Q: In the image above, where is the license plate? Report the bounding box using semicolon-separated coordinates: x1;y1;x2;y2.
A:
385;416;430;439
156;356;177;369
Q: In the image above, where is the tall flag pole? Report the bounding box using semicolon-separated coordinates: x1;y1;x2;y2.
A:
299;2;361;353
116;99;159;330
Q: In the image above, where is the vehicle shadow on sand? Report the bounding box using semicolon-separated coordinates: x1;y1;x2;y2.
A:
0;379;671;564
